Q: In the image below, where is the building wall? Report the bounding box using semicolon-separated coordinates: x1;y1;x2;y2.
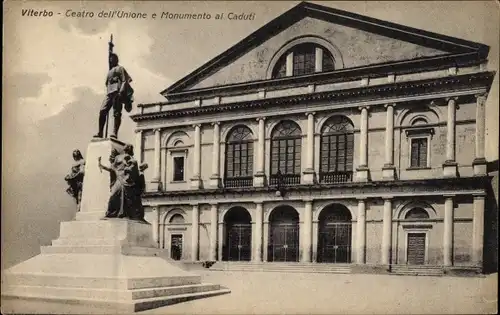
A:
136;12;492;272
152;196;480;268
142;100;478;191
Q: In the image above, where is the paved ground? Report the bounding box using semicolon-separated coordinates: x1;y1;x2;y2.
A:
143;271;497;315
2;271;497;314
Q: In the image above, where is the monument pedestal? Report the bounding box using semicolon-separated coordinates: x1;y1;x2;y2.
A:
1;139;230;313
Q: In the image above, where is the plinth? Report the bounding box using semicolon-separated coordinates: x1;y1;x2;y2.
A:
1;139;230;313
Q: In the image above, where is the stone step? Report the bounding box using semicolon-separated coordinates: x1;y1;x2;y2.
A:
391;265;444;269
211;264;351;268
211;266;352;271
212;268;351;274
210;263;351;273
390;266;444;276
1;288;231;313
41;245;166;256
3;283;222;301
4;273;201;290
391;272;443;277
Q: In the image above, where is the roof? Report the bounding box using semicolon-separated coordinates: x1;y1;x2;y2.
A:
162;1;490;96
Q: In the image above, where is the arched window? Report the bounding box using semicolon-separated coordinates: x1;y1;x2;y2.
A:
271;43;336;79
405;208;430;220
270;121;302;186
169;213;185;224
224;126;254;188
320;116;354;183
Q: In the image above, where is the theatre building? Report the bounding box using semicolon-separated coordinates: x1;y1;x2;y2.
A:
131;2;496;274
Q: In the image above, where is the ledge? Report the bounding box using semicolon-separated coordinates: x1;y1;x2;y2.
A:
143;175;492;198
406;167;432;171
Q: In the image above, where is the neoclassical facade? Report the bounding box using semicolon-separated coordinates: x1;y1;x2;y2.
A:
132;2;496;273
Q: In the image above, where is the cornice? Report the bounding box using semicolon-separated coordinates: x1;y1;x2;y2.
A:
131;72;495;122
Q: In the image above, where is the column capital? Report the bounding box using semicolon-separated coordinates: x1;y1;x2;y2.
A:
358;106;370;112
192;124;202;129
445;96;459;103
254;201;264;205
211;121;220;126
356;197;367;201
303;198;314;203
153;128;162;133
443;194;456;198
475;92;488;103
190;203;200;207
384;103;396;109
134;129;143;134
473;193;487;198
256;117;266;122
209;202;218;207
382;196;393;201
305;112;316;117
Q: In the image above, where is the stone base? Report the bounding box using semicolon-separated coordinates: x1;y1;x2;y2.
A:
356;166;370;182
382;165;396;180
302;170;316;184
253;172;266;187
472;158;487;176
443;161;458;177
1;219;230;313
209;176;221;188
80;138;127;214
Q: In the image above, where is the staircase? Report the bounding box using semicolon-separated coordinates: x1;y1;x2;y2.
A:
390;265;444;276
210;262;352;274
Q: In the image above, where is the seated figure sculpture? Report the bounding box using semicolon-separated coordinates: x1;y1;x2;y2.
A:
97;144;149;223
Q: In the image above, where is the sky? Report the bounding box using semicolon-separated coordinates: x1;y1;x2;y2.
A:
2;1;499;269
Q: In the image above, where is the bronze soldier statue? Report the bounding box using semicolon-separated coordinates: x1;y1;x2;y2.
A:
94;52;133;139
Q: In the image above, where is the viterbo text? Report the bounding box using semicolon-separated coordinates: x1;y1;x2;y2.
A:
21;9;54;17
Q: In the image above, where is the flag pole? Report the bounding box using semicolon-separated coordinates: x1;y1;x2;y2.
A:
105;34;114;139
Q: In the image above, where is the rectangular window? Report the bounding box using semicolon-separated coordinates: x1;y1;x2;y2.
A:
173;156;185;182
410;138;428;168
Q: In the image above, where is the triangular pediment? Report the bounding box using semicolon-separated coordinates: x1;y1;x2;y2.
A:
163;2;489;96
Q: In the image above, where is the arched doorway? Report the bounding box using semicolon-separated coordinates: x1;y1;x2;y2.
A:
268;206;300;262
317;204;352;263
223;207;252;261
167;213;185;261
